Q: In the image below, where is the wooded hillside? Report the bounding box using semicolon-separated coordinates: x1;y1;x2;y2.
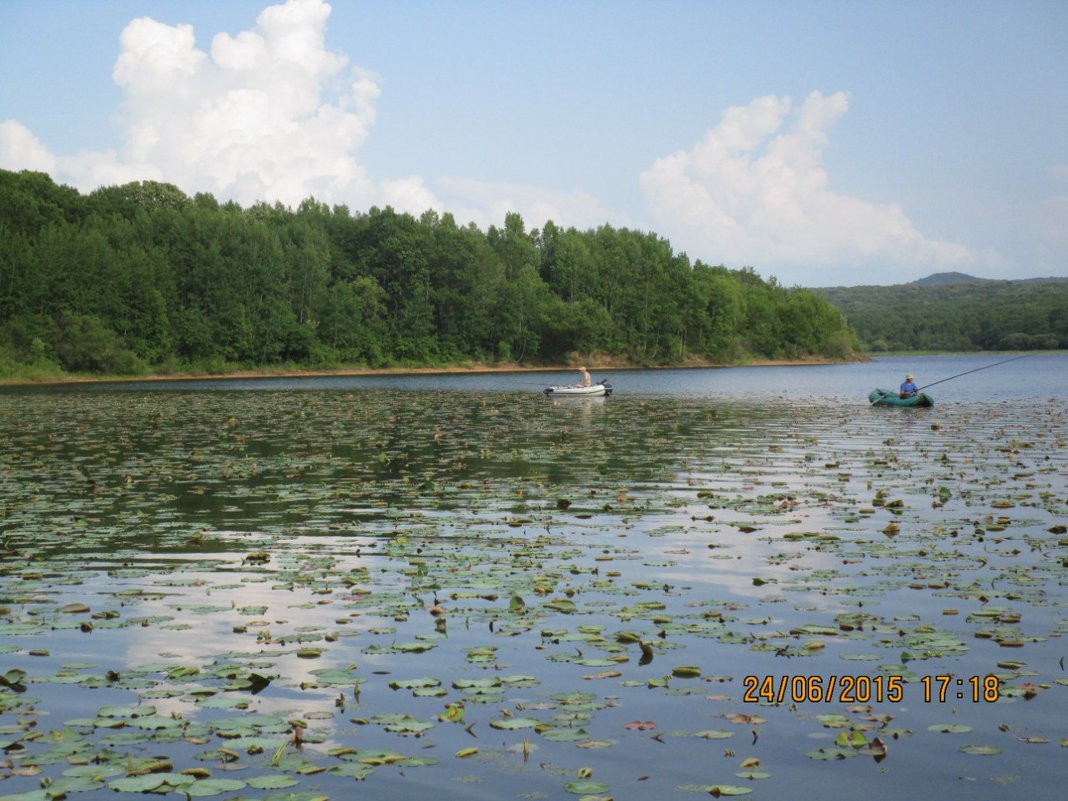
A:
0;169;859;378
816;278;1068;352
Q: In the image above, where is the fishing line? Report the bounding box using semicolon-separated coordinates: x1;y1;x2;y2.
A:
870;353;1032;405
915;353;1032;392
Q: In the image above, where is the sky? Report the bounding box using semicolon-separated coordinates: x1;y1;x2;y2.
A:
1;0;1066;288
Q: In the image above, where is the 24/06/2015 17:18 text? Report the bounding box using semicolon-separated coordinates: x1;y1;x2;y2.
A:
742;674;1000;704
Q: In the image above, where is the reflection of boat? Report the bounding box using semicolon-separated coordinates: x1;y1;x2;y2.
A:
544;379;613;397
869;388;934;407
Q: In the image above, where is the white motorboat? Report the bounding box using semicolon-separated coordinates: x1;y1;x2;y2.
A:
543;379;613;397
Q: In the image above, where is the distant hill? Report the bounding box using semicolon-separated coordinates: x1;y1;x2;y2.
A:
1012;276;1068;285
814;276;1068;352
909;272;992;286
908;272;1068;287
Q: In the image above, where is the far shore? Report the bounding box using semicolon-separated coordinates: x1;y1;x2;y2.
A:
1;355;864;388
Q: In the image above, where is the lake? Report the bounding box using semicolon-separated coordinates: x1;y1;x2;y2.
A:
17;351;1067;402
0;353;1065;800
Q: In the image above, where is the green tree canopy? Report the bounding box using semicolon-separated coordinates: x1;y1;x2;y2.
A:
817;280;1068;352
0;168;861;378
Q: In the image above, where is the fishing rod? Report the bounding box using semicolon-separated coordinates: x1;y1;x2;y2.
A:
915;352;1032;393
869;353;1031;405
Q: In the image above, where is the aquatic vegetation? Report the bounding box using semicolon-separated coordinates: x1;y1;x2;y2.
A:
0;388;1065;799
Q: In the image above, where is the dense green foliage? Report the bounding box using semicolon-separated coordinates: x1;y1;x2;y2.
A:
816;280;1068;352
0;169;858;378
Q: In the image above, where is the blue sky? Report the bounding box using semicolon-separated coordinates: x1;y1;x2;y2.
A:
1;0;1065;287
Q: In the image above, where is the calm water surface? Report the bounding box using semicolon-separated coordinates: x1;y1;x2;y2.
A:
0;353;1065;801
14;351;1067;401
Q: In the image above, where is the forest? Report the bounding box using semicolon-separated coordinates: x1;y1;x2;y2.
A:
816;279;1068;352
0;169;859;379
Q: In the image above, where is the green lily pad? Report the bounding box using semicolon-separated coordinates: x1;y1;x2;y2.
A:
959;745;1003;755
246;774;301;789
329;763;376;780
110;772;194;792
184;778;249;796
490;717;541;730
564;780;611;794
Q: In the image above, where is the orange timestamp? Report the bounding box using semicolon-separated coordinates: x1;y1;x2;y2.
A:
742;674;1000;704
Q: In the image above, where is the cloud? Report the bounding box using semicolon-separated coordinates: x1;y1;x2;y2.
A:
639;92;973;282
0;121;56;173
0;0;437;215
0;120;158;187
379;176;442;216
436;177;617;233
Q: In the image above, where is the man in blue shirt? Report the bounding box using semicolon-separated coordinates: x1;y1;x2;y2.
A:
900;373;918;398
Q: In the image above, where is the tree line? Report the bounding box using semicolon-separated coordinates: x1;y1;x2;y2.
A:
815;280;1068;352
0;168;859;378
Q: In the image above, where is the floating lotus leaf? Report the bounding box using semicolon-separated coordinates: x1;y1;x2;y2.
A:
329;763;375;780
563;780;610;794
959;745;1003;755
671;665;702;678
489;717;541;730
110;772;195;792
183;778;249;796
246;774;301;789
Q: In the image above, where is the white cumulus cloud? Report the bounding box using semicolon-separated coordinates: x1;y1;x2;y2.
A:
0;0;437;215
436;177;617;234
639;91;973;283
0;121;57;173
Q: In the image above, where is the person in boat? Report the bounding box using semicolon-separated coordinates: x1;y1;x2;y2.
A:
899;373;918;398
577;366;591;387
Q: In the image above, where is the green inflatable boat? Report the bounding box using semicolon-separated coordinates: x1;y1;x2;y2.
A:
869;389;934;407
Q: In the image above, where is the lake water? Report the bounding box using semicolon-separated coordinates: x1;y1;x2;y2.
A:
0;353;1065;801
16;351;1066;402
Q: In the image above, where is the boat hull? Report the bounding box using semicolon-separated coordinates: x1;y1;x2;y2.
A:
869;388;934;407
544;380;613;397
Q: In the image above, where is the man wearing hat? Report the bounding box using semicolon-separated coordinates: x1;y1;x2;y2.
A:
899;373;918;398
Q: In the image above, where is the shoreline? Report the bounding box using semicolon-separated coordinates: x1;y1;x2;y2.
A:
0;355;861;388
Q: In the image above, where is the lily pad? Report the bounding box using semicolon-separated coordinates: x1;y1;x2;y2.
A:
564;780;611;794
959;745;1003;755
490;717;541;730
